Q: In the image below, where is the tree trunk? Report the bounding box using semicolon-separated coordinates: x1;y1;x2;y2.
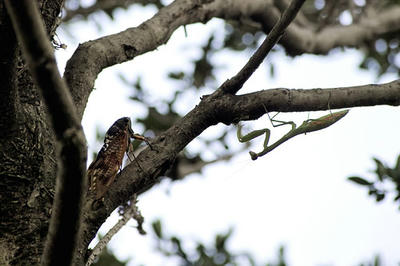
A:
0;1;64;264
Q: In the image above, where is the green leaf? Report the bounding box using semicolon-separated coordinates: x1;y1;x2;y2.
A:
269;64;275;77
376;193;385;202
152;219;163;239
393;194;400;201
348;176;373;186
368;188;378;196
215;229;232;252
373;158;388;181
168;71;185;80
395;154;400;171
171;236;189;261
373;254;381;266
387;168;400;180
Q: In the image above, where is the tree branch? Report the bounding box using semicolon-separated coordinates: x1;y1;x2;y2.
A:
76;78;400;264
110;80;400;199
112;79;400;197
4;1;87;265
221;79;400;124
64;0;400;118
85;194;144;266
64;0;212;118
201;0;400;56
273;0;313;28
61;0;400;262
220;0;306;94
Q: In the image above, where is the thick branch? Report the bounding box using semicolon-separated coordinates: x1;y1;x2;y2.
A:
201;0;400;56
64;0;400;118
4;1;87;265
222;79;400;123
265;6;400;55
64;0;211;118
220;0;306;94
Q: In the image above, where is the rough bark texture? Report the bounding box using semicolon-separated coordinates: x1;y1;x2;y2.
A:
0;0;65;265
1;0;400;265
5;0;88;265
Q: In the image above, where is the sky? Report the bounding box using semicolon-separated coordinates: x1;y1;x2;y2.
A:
57;3;400;266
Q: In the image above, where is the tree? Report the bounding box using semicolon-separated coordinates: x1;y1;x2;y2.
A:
1;0;399;265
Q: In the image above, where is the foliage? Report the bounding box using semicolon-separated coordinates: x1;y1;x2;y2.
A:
358;255;382;266
95;219;390;266
94;220;289;266
150;219;287;266
348;154;400;208
64;0;400;79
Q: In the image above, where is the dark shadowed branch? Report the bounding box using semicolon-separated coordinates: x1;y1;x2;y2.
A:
4;1;87;265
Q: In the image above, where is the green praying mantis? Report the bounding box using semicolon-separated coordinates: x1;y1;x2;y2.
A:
237;109;349;160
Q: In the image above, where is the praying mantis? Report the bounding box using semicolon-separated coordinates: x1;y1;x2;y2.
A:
237;110;349;160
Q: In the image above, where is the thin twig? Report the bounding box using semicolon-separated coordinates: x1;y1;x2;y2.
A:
85;194;145;266
220;0;306;94
4;1;87;266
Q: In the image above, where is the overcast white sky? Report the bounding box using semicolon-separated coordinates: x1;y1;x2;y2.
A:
57;3;400;265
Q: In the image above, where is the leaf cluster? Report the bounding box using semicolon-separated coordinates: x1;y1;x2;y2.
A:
151;219;287;266
94;220;388;266
348;154;400;208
